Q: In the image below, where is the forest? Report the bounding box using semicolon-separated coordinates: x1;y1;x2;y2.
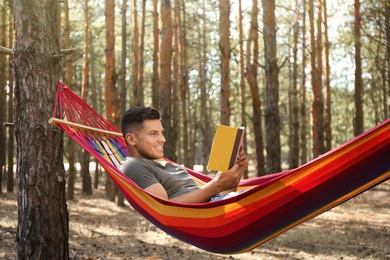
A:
0;0;389;259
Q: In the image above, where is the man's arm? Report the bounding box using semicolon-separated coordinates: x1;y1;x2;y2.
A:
144;149;248;203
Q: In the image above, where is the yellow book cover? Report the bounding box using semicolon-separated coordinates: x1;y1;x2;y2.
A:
207;125;245;171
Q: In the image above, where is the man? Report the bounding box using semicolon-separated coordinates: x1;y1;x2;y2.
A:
120;106;248;203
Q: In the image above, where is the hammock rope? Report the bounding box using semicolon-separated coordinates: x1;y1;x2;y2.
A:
50;81;390;254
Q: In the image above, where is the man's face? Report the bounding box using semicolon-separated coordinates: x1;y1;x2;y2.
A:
127;119;165;159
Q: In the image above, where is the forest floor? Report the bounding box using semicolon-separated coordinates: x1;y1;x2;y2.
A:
0;175;389;260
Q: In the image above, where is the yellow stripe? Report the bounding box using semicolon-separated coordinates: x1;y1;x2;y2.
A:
240;170;390;253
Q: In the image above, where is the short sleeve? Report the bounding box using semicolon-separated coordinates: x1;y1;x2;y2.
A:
120;157;159;189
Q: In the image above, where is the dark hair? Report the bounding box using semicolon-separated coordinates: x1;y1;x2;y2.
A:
121;106;161;139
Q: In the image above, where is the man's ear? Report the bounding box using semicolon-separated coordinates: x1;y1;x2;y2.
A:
125;133;136;146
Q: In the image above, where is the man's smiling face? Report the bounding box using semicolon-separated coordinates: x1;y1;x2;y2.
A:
126;119;165;159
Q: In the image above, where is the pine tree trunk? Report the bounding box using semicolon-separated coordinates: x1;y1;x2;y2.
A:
386;1;390;119
10;0;69;258
104;0;119;202
238;0;248;178
152;0;160;108
300;0;308;165
132;0;140;106
262;0;281;173
354;0;364;136
0;4;6;192
159;0;175;160
323;0;332;151
7;10;15;193
246;0;266;176
289;0;300;169
219;0;230;125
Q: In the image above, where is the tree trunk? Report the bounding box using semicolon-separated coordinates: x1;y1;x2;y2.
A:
120;0;127;117
160;0;175;160
238;0;248;178
262;0;281;173
63;0;77;200
323;0;332;151
309;0;324;158
289;0;300;169
10;0;69;258
178;0;191;167
246;0;266;176
200;0;211;174
219;0;230;125
386;1;390;119
354;0;364;136
104;0;119;202
0;3;6;192
152;0;160;108
7;10;15;193
300;0;308;165
81;0;92;196
132;0;140;106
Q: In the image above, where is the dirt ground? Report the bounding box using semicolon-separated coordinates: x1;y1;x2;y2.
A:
0;178;389;260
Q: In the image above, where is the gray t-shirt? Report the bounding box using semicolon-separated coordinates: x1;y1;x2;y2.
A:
120;157;199;199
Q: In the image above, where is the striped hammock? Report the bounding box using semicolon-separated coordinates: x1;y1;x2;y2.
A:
49;81;390;254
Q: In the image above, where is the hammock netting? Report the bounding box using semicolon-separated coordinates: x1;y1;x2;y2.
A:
50;81;390;255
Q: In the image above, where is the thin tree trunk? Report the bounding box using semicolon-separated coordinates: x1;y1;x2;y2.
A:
138;0;146;106
104;0;119;202
246;0;266;176
64;0;77;200
289;0;300;169
323;0;331;151
309;0;323;158
354;0;364;136
0;3;6;191
120;0;127;117
152;0;159;108
386;1;390;119
238;0;248;178
132;0;140;106
81;0;92;196
160;0;175;160
219;0;230;125
7;9;14;193
300;0;308;165
262;0;281;173
200;0;211;174
178;0;191;167
10;0;69;257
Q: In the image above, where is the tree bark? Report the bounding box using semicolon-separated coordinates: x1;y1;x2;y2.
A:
80;0;93;196
132;0;140;106
246;0;266;176
289;0;300;169
152;0;160;108
63;0;77;200
354;0;364;136
238;0;248;178
160;0;175;160
10;0;69;258
7;9;15;193
104;0;119;202
300;0;308;165
0;3;6;192
323;0;332;151
219;0;231;125
262;0;281;173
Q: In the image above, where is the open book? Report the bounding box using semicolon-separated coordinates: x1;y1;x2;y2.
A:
207;125;245;171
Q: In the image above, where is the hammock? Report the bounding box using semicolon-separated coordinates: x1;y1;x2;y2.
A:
49;81;390;255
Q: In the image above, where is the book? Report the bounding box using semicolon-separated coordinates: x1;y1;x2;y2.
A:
207;124;245;171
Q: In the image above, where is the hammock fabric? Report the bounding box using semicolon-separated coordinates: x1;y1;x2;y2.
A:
50;81;390;255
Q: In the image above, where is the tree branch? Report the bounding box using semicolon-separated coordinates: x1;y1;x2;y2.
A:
0;46;13;55
52;48;76;58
